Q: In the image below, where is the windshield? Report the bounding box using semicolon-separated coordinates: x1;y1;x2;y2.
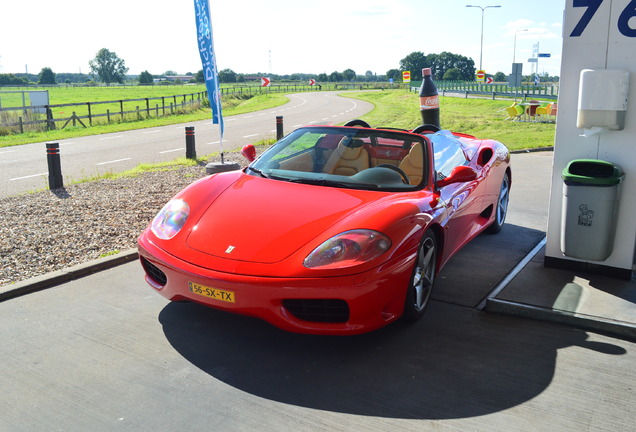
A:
249;126;428;191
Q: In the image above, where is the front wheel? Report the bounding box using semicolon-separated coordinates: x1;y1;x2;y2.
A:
402;230;437;322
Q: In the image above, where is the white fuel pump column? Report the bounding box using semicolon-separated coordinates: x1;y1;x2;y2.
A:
545;0;636;279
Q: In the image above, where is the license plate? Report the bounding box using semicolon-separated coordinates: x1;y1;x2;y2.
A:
188;281;235;303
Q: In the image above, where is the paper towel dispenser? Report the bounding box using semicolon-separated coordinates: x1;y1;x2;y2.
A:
577;69;630;135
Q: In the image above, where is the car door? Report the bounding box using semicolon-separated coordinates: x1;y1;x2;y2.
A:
431;133;484;257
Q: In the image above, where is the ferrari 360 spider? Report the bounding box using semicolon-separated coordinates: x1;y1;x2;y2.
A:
137;121;510;335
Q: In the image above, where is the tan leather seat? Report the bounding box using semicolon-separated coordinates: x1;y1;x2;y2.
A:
327;139;370;176
398;142;424;185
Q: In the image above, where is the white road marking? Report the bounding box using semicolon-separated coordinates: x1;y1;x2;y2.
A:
10;172;48;181
99;135;123;140
243;134;258;138
159;148;185;154
96;158;132;166
142;130;163;134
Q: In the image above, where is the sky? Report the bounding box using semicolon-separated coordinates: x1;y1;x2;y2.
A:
0;0;565;78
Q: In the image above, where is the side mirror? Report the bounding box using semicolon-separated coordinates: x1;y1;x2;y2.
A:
436;165;478;188
241;144;257;162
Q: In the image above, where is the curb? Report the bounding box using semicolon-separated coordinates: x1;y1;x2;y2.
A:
511;146;554;154
485;297;636;341
0;248;139;302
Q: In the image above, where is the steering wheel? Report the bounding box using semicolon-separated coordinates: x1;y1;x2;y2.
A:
344;119;371;128
412;124;441;134
377;164;410;184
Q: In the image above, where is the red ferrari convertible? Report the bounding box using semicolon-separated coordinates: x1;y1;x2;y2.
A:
138;121;511;335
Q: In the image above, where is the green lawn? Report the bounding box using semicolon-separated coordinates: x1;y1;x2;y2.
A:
1;87;556;152
344;91;556;151
0;91;289;147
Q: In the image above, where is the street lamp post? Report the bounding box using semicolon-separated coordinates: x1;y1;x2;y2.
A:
466;4;501;71
513;29;528;63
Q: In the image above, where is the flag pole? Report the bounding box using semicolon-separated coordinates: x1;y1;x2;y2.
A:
195;0;238;173
220;129;224;164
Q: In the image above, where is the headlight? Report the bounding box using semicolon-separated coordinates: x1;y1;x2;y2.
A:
304;229;391;269
150;199;190;240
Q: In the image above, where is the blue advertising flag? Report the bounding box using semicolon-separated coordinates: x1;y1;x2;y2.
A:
194;0;224;137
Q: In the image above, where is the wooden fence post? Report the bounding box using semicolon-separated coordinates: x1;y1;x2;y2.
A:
46;106;56;130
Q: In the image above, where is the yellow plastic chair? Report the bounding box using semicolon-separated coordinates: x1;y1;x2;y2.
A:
536;103;552;120
503;103;523;120
514;104;525;121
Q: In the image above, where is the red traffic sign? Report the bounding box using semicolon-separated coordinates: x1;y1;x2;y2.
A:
402;71;411;82
308;79;316;86
476;70;486;81
261;77;271;87
485;76;493;84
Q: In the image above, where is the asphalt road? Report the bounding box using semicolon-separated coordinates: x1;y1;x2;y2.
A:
1;151;634;431
1;91;373;198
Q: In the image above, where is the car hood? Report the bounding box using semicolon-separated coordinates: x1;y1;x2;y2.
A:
185;175;376;264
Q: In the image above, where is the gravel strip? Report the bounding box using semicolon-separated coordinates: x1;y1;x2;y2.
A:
0;152;248;288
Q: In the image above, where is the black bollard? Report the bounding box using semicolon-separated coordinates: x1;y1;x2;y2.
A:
276;116;284;140
46;142;64;190
185;126;196;159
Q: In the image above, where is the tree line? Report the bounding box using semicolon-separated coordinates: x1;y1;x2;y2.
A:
0;48;559;87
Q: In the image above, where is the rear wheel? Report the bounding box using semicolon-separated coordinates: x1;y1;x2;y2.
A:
402;230;437;322
486;173;510;234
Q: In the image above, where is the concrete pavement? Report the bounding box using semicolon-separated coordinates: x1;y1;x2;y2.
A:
2;150;634;340
1;150;635;431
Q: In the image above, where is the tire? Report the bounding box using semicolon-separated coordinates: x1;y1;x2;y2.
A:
486;173;510;234
402;230;437;322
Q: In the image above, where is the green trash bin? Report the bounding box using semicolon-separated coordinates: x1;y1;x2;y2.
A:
561;159;624;261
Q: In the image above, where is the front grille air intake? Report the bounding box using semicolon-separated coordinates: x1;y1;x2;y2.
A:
141;257;167;286
282;299;349;323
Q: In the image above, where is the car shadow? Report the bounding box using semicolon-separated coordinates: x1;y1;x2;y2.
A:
158;299;625;420
435;222;546;308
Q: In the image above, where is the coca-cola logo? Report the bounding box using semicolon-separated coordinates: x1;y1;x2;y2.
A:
420;95;439;109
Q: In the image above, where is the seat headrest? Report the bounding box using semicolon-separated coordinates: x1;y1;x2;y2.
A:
345;138;364;148
407;143;423;168
341;145;365;160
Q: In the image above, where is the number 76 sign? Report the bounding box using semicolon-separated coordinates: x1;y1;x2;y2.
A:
570;0;636;37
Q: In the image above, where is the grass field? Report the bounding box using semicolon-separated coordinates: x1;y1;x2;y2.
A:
343;91;556;150
0;84;209;105
0;90;289;147
0;87;556;151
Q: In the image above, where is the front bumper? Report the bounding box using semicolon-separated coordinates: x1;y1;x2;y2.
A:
138;235;416;335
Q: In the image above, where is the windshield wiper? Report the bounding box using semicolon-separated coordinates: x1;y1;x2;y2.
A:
286;178;380;189
248;166;271;179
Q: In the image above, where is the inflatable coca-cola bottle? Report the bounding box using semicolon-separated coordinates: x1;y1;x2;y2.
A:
419;68;440;129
